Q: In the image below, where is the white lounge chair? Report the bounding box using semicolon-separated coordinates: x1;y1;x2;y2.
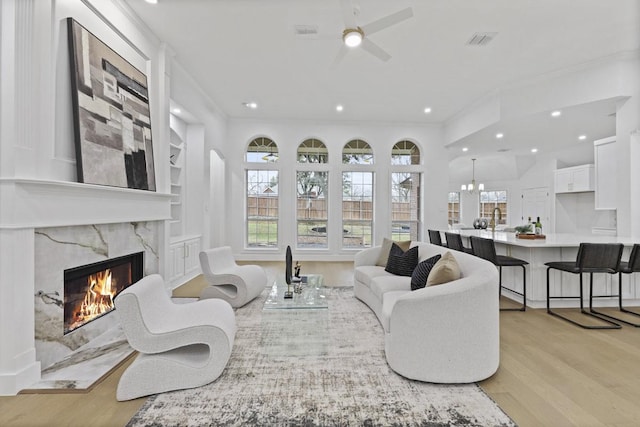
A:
114;274;236;401
199;246;267;307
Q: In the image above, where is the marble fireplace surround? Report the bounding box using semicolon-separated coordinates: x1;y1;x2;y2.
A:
0;179;171;394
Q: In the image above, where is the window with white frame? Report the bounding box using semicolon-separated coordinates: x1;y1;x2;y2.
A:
297;138;328;164
391;139;420;165
296;170;329;248
391;172;421;241
246;137;278;163
342;139;373;164
342;171;373;248
390;141;421;241
448;192;460;225
246;169;279;247
479;190;507;224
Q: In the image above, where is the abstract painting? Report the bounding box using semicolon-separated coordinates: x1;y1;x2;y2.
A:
67;18;156;191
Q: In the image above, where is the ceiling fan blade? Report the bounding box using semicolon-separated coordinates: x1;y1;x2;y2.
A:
339;0;358;28
361;7;413;36
360;38;391;62
332;45;349;65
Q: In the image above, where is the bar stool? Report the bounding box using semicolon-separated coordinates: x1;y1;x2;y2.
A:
545;243;623;329
470;236;528;311
589;244;640;327
445;232;473;254
428;229;444;246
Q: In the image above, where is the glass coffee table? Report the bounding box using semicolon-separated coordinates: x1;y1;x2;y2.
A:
263;274;327;310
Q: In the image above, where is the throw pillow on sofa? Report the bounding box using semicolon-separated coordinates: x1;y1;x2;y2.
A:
385;243;419;276
426;251;461;286
410;254;442;290
376;237;411;267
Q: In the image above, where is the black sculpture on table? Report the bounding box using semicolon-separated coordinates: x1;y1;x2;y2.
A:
284;246;294;299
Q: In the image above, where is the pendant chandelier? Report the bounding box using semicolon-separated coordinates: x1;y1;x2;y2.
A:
461;158;484;194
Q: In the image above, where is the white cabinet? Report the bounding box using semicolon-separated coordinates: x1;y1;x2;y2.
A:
554;164;594;193
594;136;617;210
168;236;201;286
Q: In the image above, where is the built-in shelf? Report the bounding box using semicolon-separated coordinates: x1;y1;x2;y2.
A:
169;125;185;237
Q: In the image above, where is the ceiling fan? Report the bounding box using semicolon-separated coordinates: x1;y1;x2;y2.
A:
334;0;413;63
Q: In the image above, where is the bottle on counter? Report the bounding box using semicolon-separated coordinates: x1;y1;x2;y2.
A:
535;217;542;235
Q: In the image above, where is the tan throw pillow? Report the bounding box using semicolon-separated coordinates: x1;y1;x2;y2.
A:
426;251;461;286
375;238;411;267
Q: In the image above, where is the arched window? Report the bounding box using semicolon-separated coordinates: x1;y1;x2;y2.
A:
297;139;328;163
246;137;279;163
342;139;373;164
390;140;421;241
391;140;420;165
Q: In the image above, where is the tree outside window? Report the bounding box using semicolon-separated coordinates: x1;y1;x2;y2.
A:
296;171;328;248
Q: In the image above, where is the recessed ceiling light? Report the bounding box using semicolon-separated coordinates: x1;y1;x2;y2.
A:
424;107;432;114
551;110;562;117
496;133;504;139
242;102;257;109
145;0;158;4
172;108;181;114
336;105;344;112
578;135;587;140
462;147;469;152
531;148;538;153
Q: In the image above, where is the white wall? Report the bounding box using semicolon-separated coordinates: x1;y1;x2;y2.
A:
223;119;448;258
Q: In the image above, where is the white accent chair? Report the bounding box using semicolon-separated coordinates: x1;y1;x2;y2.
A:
199;246;267;307
114;274;236;401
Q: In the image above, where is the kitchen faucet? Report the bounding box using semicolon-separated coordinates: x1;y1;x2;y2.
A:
489;207;502;233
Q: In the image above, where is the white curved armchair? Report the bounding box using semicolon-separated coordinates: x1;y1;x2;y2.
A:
114;274;236;401
199;246;267;307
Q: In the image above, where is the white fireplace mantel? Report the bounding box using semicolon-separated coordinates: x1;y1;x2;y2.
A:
0;178;170;395
0;178;172;229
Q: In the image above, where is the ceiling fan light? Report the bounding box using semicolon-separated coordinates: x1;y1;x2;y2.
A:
343;29;363;47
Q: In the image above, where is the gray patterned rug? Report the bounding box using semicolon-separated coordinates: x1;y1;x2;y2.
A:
127;287;515;426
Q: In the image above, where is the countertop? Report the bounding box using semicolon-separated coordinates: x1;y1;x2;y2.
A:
445;229;636;248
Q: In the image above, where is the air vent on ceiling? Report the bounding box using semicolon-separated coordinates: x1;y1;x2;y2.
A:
294;25;319;37
466;32;498;46
497;148;510;153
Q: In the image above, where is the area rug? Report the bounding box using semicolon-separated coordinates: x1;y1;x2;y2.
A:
127;287;515;426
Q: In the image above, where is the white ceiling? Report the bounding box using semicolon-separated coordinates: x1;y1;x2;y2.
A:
123;0;639;165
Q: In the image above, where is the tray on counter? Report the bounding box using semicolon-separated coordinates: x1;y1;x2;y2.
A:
516;233;546;239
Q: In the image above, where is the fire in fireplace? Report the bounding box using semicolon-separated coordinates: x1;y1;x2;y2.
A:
64;252;143;335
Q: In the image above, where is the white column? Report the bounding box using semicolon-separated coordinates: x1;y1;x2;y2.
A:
0;228;41;395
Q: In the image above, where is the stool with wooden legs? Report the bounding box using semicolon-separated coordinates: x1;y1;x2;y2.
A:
589;244;640;327
546;243;623;329
470;236;528;311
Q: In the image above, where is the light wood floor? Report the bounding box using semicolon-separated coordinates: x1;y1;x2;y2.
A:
1;302;639;426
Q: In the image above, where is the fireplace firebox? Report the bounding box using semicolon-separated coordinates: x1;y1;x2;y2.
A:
63;252;143;335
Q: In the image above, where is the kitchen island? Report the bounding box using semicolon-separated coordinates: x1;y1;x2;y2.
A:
443;229;638;308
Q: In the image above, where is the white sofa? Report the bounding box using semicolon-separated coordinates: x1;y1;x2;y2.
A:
354;243;500;383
